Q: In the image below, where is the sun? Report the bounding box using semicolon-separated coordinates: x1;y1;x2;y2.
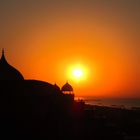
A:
67;64;88;82
73;69;83;79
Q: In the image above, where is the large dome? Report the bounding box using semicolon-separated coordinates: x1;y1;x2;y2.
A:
0;50;24;80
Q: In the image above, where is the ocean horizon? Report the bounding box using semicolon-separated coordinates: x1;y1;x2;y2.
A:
76;96;140;109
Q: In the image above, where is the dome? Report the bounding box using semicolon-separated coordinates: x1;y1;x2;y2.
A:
0;50;24;80
61;82;73;92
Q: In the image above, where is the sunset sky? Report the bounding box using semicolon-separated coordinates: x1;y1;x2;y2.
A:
0;0;140;97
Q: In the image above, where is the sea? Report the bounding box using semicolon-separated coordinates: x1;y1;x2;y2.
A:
75;96;140;109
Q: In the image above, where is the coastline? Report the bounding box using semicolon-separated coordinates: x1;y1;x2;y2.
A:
75;96;140;109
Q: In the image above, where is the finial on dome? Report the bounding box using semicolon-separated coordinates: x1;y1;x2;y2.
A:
2;48;4;55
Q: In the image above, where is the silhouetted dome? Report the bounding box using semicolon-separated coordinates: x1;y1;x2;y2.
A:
0;50;24;80
61;82;73;92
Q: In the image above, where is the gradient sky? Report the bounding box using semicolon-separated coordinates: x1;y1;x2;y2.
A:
0;0;140;97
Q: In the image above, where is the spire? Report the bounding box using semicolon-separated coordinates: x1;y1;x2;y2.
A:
2;48;4;55
0;48;7;63
1;48;5;59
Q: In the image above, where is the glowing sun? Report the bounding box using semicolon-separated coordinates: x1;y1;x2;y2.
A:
67;64;88;82
73;69;83;79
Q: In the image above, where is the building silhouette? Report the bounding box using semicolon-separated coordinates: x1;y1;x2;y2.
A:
0;50;139;140
0;50;77;138
0;49;74;100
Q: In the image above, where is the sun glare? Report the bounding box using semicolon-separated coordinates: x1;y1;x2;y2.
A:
73;69;83;78
67;64;88;82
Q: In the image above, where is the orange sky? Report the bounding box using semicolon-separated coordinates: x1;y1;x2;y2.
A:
0;0;140;97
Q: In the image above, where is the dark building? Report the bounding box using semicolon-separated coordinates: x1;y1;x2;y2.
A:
1;50;138;140
0;50;77;138
0;49;74;100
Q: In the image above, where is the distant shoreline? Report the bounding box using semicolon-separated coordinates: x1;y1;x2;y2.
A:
75;96;140;109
